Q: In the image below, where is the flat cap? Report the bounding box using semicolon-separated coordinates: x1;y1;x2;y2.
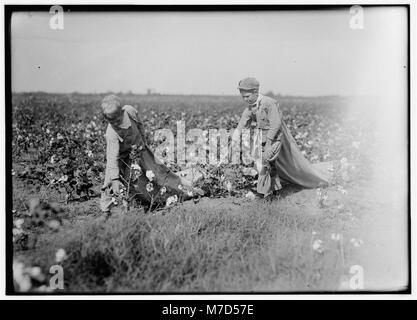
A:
238;77;260;91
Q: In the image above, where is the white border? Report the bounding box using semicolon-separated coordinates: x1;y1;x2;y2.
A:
0;0;415;300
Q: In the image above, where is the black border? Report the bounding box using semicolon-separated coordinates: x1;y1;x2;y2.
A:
4;4;411;296
0;300;408;318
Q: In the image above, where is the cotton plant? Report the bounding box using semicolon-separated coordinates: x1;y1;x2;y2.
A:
113;145;157;212
116;152;181;213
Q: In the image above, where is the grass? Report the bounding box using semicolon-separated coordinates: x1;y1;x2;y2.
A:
17;191;363;293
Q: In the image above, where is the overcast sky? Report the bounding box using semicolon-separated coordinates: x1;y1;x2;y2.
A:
11;7;407;96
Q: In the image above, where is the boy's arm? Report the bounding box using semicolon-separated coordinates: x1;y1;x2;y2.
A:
266;101;282;143
103;125;120;187
232;108;252;146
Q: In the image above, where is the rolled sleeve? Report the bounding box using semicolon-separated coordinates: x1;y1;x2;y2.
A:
104;125;120;184
266;101;282;141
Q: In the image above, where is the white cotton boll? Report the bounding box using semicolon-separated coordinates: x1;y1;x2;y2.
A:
160;187;167;195
131;163;141;170
146;182;154;193
166;195;179;207
312;239;324;253
55;248;67;263
245;191;256;200
146;170;155;181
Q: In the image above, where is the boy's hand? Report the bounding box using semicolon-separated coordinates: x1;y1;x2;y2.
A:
101;179;124;195
110;180;124;195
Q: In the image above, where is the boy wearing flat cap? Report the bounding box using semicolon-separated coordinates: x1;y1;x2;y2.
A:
234;77;329;197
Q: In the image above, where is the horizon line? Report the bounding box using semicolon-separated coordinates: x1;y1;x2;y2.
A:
12;91;375;99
